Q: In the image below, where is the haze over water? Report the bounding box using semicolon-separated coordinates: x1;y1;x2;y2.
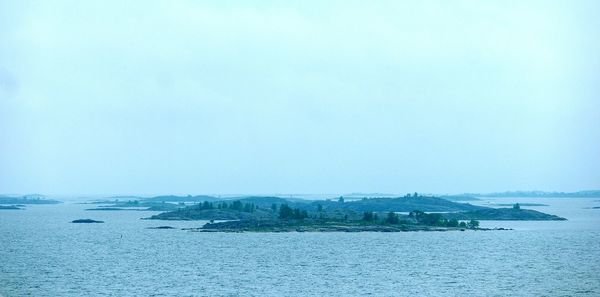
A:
1;1;599;195
1;1;600;296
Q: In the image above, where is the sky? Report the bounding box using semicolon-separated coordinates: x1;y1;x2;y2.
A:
1;1;599;196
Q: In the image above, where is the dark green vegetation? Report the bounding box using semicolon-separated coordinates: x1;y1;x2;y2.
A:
71;219;104;223
147;195;566;228
197;220;461;232
147;194;484;221
148;196;500;232
195;204;486;232
91;193;484;212
0;195;61;205
148;200;275;220
308;193;484;212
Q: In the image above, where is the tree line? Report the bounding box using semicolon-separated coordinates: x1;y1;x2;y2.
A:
196;200;256;213
361;210;479;228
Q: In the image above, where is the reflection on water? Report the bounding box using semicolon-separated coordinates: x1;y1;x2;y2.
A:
1;198;599;296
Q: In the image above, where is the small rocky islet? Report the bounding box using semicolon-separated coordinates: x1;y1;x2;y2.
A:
71;219;104;223
0;205;24;210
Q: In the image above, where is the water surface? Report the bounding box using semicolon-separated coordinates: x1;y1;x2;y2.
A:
1;198;599;296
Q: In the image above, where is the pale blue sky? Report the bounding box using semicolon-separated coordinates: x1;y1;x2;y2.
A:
1;1;599;196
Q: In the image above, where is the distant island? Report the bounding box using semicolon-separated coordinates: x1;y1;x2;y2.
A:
71;219;104;223
472;190;600;198
494;203;548;207
0;195;61;205
2;191;570;232
0;205;23;210
85;199;180;212
178;202;487;232
143;195;565;232
442;207;565;221
146;194;484;220
87;193;486;213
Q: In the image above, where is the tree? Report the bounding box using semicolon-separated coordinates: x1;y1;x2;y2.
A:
363;211;374;221
301;210;308;219
446;219;459;227
230;200;243;211
271;203;278;212
420;213;442;226
243;203;254;213
386;212;399;224
338;196;345;203
317;204;323;212
279;204;294;219
467;219;480;229
279;204;307;220
409;210;443;226
409;210;425;220
459;221;467;228
513;203;521;210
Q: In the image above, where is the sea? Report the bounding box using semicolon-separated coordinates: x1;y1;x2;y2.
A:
1;197;599;296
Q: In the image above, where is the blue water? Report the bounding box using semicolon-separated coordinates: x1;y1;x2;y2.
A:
1;198;600;296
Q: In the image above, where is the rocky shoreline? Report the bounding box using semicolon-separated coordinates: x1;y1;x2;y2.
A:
179;219;512;233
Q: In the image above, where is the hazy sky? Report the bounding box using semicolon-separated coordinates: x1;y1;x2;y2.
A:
1;1;599;196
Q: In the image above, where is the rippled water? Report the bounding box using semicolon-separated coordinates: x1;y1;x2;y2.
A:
1;198;600;296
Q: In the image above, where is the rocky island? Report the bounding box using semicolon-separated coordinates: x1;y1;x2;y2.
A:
84;195;229;212
442;203;566;221
143;195;566;232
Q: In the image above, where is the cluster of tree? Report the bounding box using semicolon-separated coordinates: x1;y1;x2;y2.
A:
408;210;479;228
386;211;400;224
279;204;308;220
362;211;379;222
198;200;256;213
409;210;443;225
362;211;402;224
466;219;479;228
360;210;481;229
